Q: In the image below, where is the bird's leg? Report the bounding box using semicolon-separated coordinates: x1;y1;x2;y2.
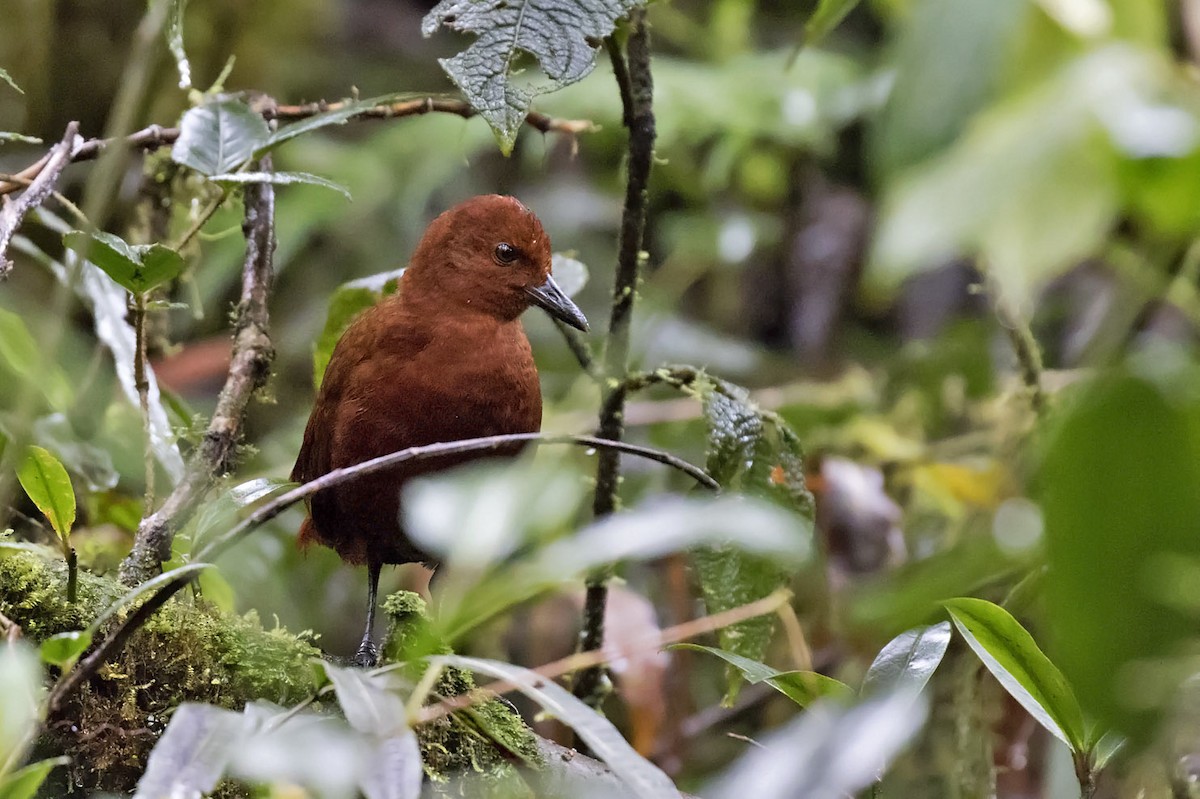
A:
354;559;382;668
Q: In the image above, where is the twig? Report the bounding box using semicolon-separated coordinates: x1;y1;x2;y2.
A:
117;159;277;586
0;99;594;197
0;122;79;277
552;318;601;379
414;590;791;725
576;8;657;708
46;432;714;716
132;291;155;511
992;294;1045;414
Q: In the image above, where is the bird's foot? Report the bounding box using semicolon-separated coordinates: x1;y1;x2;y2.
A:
353;640;379;669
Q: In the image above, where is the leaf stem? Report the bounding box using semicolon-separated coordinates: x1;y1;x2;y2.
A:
66;547;77;604
576;9;656;709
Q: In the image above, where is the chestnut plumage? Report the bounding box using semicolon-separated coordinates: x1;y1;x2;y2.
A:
291;195;587;665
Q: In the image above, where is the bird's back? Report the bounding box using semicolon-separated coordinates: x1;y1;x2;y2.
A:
292;293;542;565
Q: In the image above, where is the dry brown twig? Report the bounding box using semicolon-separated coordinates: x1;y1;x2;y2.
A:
0;122;79;276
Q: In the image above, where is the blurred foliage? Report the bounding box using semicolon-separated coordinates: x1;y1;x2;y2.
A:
1;0;1200;796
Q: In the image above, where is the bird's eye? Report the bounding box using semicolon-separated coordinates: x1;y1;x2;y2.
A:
493;242;519;265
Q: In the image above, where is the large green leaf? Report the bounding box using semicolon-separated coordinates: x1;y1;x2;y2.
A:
16;446;75;541
862;622;952;697
172;97;270;176
0;757;68;799
421;0;644;154
946;597;1087;752
1039;371;1200;746
690;377;816;702
673;644;852;707
63;231;185;294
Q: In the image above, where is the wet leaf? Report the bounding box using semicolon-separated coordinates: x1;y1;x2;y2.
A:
421;0;643;153
674;644;852;707
862;622;952;697
172;97;270;176
63;231;186;294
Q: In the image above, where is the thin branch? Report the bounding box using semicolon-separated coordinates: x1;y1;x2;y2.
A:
117;160;277;586
0;122;79;277
576;9;657;708
46;431;714;716
552;317;601;380
993;294;1046;414
0;99;595;197
414;590;791;725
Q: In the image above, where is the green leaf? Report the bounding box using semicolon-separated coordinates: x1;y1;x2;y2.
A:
0;67;21;95
436;655;680;798
945;597;1087;752
862;622;952;697
208;170;351;199
313;271;403;390
0;757;68;799
16;446;75;541
39;630;92;667
259;94;408;152
0;133;40;145
63;231;186;294
0;309;71;409
1038;371;1200;745
0;643;42;771
421;0;644;154
803;0;862;45
673;644;852;707
172;97;270;176
690;376;816;702
166;0;191;89
320;662;408;737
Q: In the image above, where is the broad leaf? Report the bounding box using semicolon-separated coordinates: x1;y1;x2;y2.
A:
39;630;92;668
862;622;952;697
63;231;186;294
208;171;351;200
0;757;68;799
804;0;862;45
313;270;403;390
133;704;251;799
421;0;643;154
172;97;270;176
945;597;1087;752
321;662;408;737
358;732;422;799
673;645;852;707
16;446;75;541
706;692;927;799
436;655;681;799
0;644;42;771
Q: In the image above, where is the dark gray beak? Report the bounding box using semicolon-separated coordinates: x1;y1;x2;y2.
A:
525;274;589;332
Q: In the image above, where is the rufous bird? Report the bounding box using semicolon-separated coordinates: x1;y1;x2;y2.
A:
292;195;589;666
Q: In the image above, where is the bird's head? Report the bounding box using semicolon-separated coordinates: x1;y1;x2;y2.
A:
406;195;589;332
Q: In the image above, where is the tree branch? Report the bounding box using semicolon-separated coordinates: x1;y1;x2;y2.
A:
0;99;594;198
576;10;657;707
117;160;277;586
47;432;714;716
0;122;78;277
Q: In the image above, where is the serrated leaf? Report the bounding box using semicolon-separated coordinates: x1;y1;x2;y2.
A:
133;703;251;799
16;446;75;541
421;0;643;154
673;644;852;707
166;0;191;89
172;98;270;176
208;171;352;199
0;757;68;799
314;272;403;390
946;597;1087;752
0;68;21;95
803;0;862;45
436;655;681;798
63;231;186;294
39;630;92;667
321;662;408;737
862;622;952;697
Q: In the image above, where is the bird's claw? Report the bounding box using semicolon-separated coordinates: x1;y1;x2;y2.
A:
353;640;379;669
